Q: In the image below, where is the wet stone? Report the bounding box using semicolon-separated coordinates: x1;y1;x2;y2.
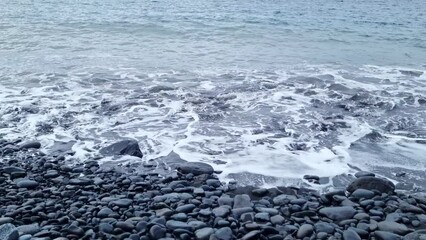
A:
16;179;39;189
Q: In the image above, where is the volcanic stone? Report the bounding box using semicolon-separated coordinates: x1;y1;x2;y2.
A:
100;140;143;158
319;207;356;221
347;177;395;194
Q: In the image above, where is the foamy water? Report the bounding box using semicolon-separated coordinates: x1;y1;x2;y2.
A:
1;0;426;188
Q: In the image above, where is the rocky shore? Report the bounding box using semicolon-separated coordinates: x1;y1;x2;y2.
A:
1;139;426;240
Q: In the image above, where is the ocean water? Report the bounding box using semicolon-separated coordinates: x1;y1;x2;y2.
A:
1;0;426;188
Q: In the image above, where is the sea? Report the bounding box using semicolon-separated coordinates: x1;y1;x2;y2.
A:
1;0;426;189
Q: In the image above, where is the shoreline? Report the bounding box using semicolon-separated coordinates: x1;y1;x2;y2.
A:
1;139;426;240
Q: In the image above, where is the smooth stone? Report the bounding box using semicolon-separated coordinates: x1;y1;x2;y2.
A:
2;167;25;175
99;223;113;233
195;227;214;240
112;198;132;207
20;141;41;150
116;221;134;231
240;212;254;222
377;221;410;235
188;221;208;230
0;223;19;240
231;207;253;219
374;231;402;240
218;196;233;206
0;218;13;225
252;188;268;197
255;212;269;222
354;171;375;178
16;179;39;189
314;222;335;234
156;208;173;217
273;194;297;205
212;206;230;218
347;177;395;194
297;224;314;238
351;189;375;199
256;207;279;215
400;202;425;213
206;179;221;188
67;225;84;236
319;206;356;221
165;220;192;231
354;213;370;221
171;213;187;221
317;232;328;239
97;208;114;218
303;175;320;181
149;225;166;239
241;230;261;240
17;224;40;235
404;230;426;240
347;227;369;238
176;162;214;176
213;227;233;240
271;215;285;225
233;194;252;209
343;229;361;240
176;204;196;213
100;139;143;158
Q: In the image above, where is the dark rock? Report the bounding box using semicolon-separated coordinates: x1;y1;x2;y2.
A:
251;188;268;197
97;207;114;218
176;162;214;176
270;215;285;225
241;230;261;240
404;230;426;240
303;175;320;181
116;221;134;231
319;206;356;221
67;225;84;236
351;189;375;199
347;177;395;194
206;179;221;188
149;225;166;239
0;223;19;240
0;218;13;225
195;227;214;240
400;202;425;214
377;221;410;235
176;204;196;213
343;229;361;240
16;179;39;189
297;224;314;238
213;227;233;240
254;212;269;222
273;194;297;205
233;194;252;209
354;171;375;178
100;140;143;158
112;198;132;207
99;223;113;233
213;206;230;218
17;224;40;235
374;231;402;240
2;167;25;175
166;220;192;231
20;141;41;150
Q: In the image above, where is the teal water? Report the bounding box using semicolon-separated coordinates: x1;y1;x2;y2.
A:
1;0;426;188
1;0;425;72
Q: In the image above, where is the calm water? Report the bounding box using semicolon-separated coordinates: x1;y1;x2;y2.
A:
1;0;426;188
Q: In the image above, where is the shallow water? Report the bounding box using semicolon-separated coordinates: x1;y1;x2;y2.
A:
1;0;426;188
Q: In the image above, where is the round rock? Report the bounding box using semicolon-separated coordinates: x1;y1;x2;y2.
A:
347;177;395;194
